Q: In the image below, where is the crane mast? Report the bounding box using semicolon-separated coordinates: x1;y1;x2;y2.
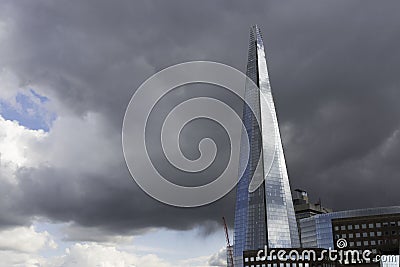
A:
222;217;234;267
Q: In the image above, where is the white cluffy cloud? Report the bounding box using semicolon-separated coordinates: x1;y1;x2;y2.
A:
0;116;47;170
49;242;224;267
0;225;56;253
47;242;172;267
0;226;56;267
0;239;222;267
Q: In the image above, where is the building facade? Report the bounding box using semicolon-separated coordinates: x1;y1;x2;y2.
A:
293;189;332;246
293;189;332;222
299;206;400;252
233;25;300;267
331;212;400;256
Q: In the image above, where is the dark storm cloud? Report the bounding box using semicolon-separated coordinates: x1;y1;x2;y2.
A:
0;0;400;236
9;164;230;235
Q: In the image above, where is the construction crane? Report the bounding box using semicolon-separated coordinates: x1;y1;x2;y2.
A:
222;217;234;267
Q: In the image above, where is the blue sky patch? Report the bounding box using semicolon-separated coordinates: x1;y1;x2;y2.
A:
0;89;56;132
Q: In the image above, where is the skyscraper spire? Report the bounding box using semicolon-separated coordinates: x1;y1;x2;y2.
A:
233;25;300;267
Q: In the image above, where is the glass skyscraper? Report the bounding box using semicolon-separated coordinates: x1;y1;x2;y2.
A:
233;25;300;266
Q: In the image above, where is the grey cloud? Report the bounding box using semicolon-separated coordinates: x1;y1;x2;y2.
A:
3;164;235;236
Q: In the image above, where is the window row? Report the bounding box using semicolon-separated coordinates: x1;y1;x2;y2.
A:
335;230;400;239
334;221;400;231
347;239;399;247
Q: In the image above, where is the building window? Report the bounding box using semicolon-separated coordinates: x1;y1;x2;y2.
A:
377;231;382;236
342;234;346;238
376;223;381;228
391;222;396;227
362;224;367;229
341;225;346;230
348;225;353;230
370;232;375;237
356;233;361;238
371;240;376;245
356;241;361;246
363;232;368;237
350;241;355;247
349;233;354;238
355;224;360;230
383;222;389;227
334;226;339;231
364;241;369;246
369;223;374;228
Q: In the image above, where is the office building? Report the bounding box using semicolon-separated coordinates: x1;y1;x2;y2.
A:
233;25;300;267
299;206;400;253
293;189;332;247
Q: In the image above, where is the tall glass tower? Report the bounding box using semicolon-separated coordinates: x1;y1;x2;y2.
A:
233;25;300;266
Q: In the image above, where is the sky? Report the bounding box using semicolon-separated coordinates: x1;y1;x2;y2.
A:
0;0;400;266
